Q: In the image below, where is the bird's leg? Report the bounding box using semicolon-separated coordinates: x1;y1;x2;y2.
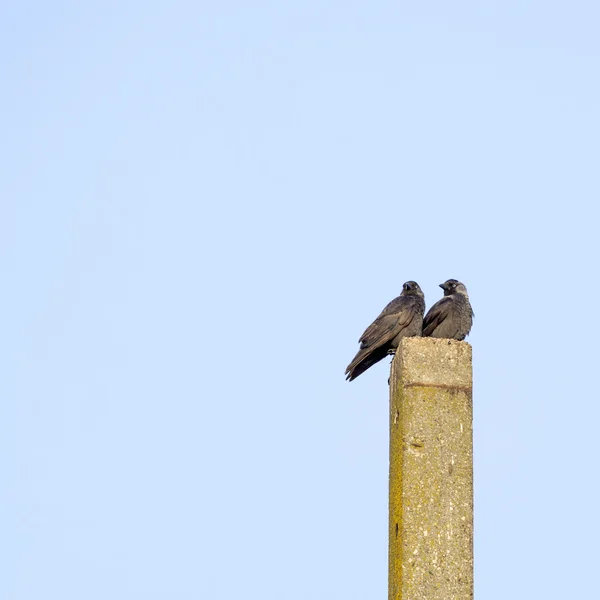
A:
387;351;396;385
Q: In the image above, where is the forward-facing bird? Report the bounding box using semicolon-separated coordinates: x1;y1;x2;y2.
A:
422;279;473;340
345;281;425;381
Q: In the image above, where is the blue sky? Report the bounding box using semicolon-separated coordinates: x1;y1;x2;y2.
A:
1;2;599;598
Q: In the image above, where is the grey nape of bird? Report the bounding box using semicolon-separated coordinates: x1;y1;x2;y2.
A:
345;281;425;382
422;279;474;341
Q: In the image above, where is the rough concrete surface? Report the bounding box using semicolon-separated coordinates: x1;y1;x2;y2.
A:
389;337;473;600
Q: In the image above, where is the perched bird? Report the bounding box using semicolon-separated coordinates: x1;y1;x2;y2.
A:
422;279;473;340
345;281;425;381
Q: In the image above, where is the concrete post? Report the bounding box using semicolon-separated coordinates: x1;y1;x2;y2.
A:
388;337;473;600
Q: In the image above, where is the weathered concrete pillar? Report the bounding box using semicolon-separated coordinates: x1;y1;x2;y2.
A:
389;337;473;600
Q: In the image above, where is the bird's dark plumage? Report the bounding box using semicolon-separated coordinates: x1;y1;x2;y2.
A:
345;281;425;381
422;279;473;340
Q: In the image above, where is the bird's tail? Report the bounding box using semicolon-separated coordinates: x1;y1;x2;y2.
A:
345;348;388;381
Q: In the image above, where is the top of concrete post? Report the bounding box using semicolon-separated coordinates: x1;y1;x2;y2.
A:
394;337;472;389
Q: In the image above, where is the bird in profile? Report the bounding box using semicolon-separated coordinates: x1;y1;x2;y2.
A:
345;281;425;381
422;279;473;340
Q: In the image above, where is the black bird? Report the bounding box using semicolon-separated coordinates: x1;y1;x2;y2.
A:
422;279;473;340
345;281;425;381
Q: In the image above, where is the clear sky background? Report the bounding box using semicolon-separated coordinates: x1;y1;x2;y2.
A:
1;1;599;598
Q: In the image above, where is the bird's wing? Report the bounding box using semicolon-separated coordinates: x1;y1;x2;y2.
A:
422;296;453;337
358;299;415;350
345;297;420;380
355;296;402;344
377;295;406;317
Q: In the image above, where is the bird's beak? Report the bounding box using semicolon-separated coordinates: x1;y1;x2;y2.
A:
439;283;446;290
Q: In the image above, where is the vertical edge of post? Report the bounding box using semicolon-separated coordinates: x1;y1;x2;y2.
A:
388;343;404;600
388;337;473;600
